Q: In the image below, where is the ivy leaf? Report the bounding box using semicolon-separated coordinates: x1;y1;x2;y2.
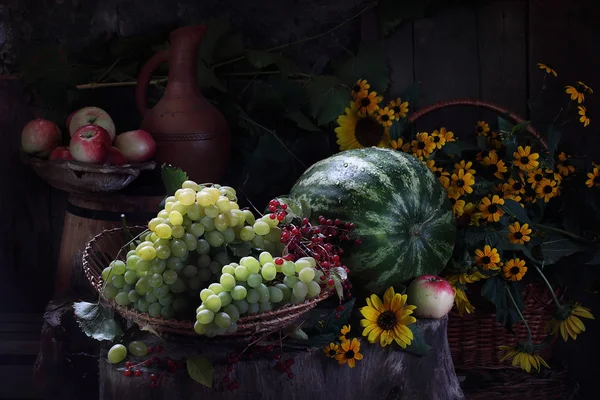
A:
334;42;389;93
198;20;232;64
403;324;431;356
544;125;561;169
227;241;252;257
187;356;214;388
245;50;281;69
161;164;188;195
197;61;226;92
540;237;589;265
305;76;350;126
73;301;123;341
501;199;531;224
285;111;320;132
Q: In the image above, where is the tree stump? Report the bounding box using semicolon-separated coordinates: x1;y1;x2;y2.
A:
100;316;464;400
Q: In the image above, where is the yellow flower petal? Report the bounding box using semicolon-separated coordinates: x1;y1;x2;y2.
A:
383;287;395;305
370;294;385;312
360;306;380;322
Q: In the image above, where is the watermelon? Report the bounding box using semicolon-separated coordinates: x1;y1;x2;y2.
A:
285;147;455;293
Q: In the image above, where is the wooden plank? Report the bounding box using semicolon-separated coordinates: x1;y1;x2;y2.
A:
0;365;38;399
0;340;40;356
0;314;43;323
385;22;415;99
0;323;42;333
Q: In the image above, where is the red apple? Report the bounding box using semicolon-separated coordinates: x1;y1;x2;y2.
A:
107;147;127;165
49;146;74;161
69;106;116;141
21;118;62;158
114;129;156;162
70;124;111;163
407;275;455;319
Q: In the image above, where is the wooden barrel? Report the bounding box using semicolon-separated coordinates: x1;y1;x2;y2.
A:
54;192;163;295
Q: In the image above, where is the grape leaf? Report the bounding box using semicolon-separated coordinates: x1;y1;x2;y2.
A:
305;76;351;126
73;301;123;341
540;237;588;265
161;164;188;195
334;42;390;93
227;241;252;257
187;356;214;388
198;20;232;64
285;111;320;132
196;61;226;92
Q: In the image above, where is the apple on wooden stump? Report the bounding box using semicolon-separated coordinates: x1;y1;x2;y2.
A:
69;106;116;142
49;146;74;161
21;118;62;158
407;275;455;319
114;129;156;162
70;124;112;164
107;147;128;165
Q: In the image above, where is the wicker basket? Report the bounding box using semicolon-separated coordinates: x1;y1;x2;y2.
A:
82;226;332;337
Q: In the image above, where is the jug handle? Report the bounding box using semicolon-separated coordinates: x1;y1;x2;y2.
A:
136;50;169;116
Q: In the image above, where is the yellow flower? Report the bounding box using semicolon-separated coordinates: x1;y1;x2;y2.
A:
557;152;575;176
430;129;447;149
474;244;501;270
356;90;382;117
351;79;370;100
447;270;487;285
454;160;476;175
586;167;600;188
578;105;590;127
450;169;475;196
360;286;417;348
452;285;475;317
390;138;410;152
439;127;456;143
535;178;558;202
577;81;593;94
376;107;394;127
507;222;532;245
323;342;340;358
339;324;351;342
448;196;466;217
478;195;505;223
502;258;527;281
335;102;390;151
488;131;503;150
513;146;540;172
504;194;523;204
481;150;507;179
565;85;585;103
499;344;550;373
537;63;558;77
505;176;527;195
475;120;490;136
335;338;363;368
388;98;409;120
432;167;451;189
527;168;546;189
410;132;436;159
546;303;595;342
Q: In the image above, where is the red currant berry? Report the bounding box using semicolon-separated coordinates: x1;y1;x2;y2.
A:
145;359;152;367
328;279;334;286
167;360;175;368
134;370;142;377
354;238;362;246
155;345;163;352
274;258;284;265
277;213;285;221
332;254;340;263
291;227;299;236
125;361;133;368
269;213;276;220
268;205;276;212
147;347;154;354
177;362;185;370
335;313;341;319
336;305;344;312
281;204;288;210
274;354;282;360
124;369;132;377
269;199;279;207
334;218;341;225
227;365;233;372
233;382;239;389
320;275;326;281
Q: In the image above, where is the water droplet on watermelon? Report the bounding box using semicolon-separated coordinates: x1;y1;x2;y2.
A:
343;163;348;167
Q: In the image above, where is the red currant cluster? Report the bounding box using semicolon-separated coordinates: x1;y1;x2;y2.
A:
121;345;185;388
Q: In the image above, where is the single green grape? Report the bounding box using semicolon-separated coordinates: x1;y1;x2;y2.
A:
262;214;279;228
246;288;259;304
284;275;298;288
111;275;125;289
162;270;178;286
208;283;224;294
205;230;224;247
169;278;186;293
128;341;148;357
136;260;151;273
196;239;210;255
251;235;265;249
171;201;189;215
148;217;164;231
103;283;118;299
136;298;150;312
107;344;127;364
221;227;235;243
179;188;196;206
183;264;198;278
247;273;262;288
282;261;296;276
171;225;185;238
148;302;162;317
150;259;167;274
247;302;259;314
220;273;236;290
200;216;216;232
221;265;235;275
139;246;157;261
234;265;249;281
155;223;172;239
124;270;137;285
242;257;260;274
257;284;270;303
170;239;187;258
298;267;315;283
239;226;255;241
115;291;130;306
231;285;247;301
189;222;205;237
166;257;184;272
293;281;308;299
307;281;321;298
196;309;215;324
156;245;171;260
214;214;228;231
194;320;208;334
126;255;140;270
261;263;277;281
294;259;311;273
275;283;291;302
253;221;270;236
233;299;249;314
200;289;215;302
126;250;137;259
161;305;175;319
218;291;232;307
242;210;256;225
102;266;114;281
223;304;240;323
159;294;173;306
187;204;203;221
183;233;197;251
110;260;127;275
153;285;169;298
216;196;231;213
157;210;169;219
214;312;231;329
128;290;140;303
298;257;317;267
148;273;164;288
204;295;222;313
225;210;240;227
182;180;200;191
205;205;219;218
145;291;157;303
268;286;284;303
259;301;272;312
135;276;150;295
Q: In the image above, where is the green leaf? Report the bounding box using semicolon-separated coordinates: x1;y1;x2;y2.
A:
187;356;214;388
161;164;188;195
501;199;531;224
477;136;491;151
198;20;232;64
306;333;336;348
197;61;226;92
305;76;351;126
497;116;514;134
512;121;531;134
321;298;356;334
403;324;431;356
540;238;589;264
442;141;479;157
269;77;307;111
276;57;301;78
213;33;244;62
502;136;518;163
245;50;281;69
228;241;252;257
334;42;389;93
287;327;309;341
585;250;600;265
73;301;123;341
544;125;561;169
285;111;320;132
496;236;537;263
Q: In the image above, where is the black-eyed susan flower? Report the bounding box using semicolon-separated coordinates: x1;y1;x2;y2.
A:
586;167;600;188
323;342;340;358
431;129;447;149
499;343;550;373
356;90;382;117
351;79;370;100
478;195;505;223
488;131;503;150
566;85;585;103
481;150;508;179
339;324;351;342
447;269;487;285
454;160;476;175
475;120;490;136
557;152;575;176
513;146;540;172
411;132;436;159
577;81;593;94
434;169;451;189
335;103;390;151
537;63;558;77
536;178;558;202
578;105;590;127
508;221;532;245
439;127;456;143
527;168;546;189
388;98;409;120
376;107;395;127
546;302;595;342
450;168;475;196
335;338;363;368
451;284;475;316
390;138;410;152
448;196;466;217
502;258;528;281
474;244;501;270
506;176;527;196
360;286;417;348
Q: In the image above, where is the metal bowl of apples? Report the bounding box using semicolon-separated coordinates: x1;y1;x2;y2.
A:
21;107;157;194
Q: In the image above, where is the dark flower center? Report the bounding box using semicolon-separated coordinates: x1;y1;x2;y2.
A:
355;118;384;147
534;173;543;182
434;170;442;178
417;142;426;150
561;160;570;167
433;136;440;143
594;176;600;185
488;204;498;213
456;180;465;187
345;350;355;359
514;232;524;239
477;126;483;132
361;98;371;107
526;187;536;196
510;266;521;275
482;256;491;264
377;310;397;331
393;106;401;114
381;115;390;122
449;198;456;205
488;164;498;174
513;182;523;191
543;185;553;194
329;349;337;356
520;156;529;164
353;84;361;93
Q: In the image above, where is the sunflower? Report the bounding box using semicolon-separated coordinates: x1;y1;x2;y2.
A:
578;105;590;127
410;132;436;159
388;98;409;120
474;244;501;270
502;258;528;281
360;286;417;348
565;85;585;103
448;196;466;217
513;146;540;172
507;221;532;245
557;152;575;176
431;129;447;149
488;131;503;150
481;150;507;179
536;178;558;202
390;138;411;152
499;343;550;373
356;90;382;117
335;338;363;368
452;285;475;317
546;302;595;342
475;120;490;136
454;160;476;175
450;169;475;196
526;168;546;189
335;103;390;151
577;81;593;94
586;167;600;188
537;63;558;77
351;79;370;100
438;127;456;143
323;342;340;358
479;195;505;223
339;324;351;342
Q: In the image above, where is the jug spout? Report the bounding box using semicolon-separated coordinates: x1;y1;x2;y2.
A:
165;24;207;88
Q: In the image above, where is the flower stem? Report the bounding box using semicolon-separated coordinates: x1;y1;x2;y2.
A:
505;286;532;342
533;263;562;308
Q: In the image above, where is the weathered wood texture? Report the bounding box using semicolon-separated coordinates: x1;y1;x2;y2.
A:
99;316;464;400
